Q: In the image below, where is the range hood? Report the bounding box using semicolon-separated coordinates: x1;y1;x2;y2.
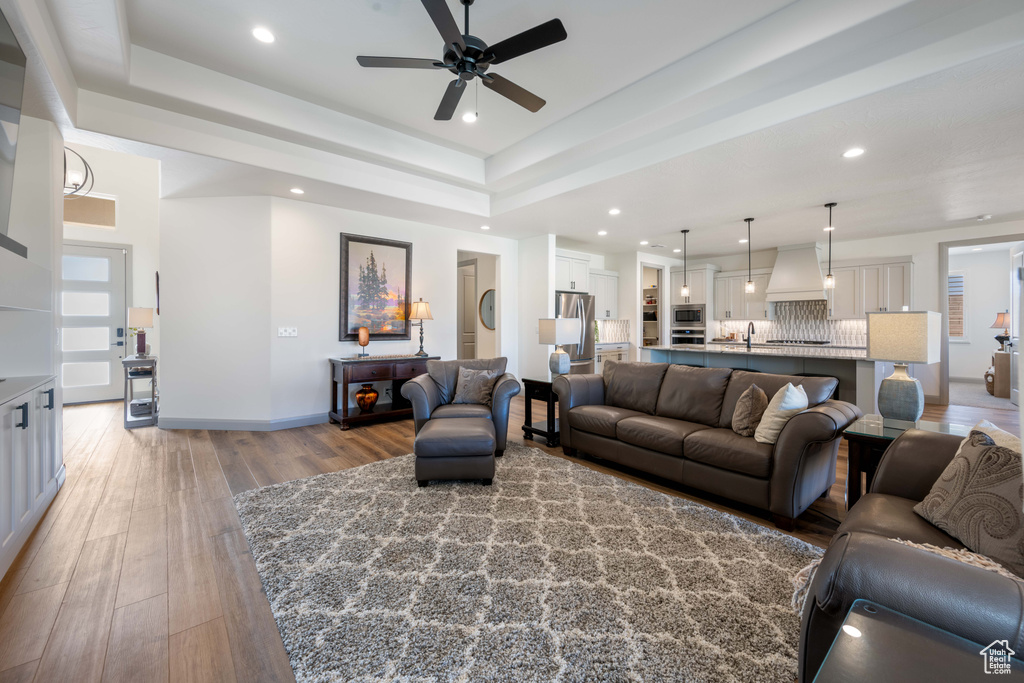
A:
766;243;826;302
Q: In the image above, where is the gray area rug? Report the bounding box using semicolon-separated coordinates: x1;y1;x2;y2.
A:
949;380;1017;411
235;442;822;683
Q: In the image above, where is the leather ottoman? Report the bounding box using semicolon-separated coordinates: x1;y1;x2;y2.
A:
414;417;496;486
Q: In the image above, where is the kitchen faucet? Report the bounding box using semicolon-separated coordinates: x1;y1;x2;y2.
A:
745;322;755;350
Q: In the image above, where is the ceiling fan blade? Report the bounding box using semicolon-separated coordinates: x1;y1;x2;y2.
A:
356;56;446;69
485;19;567;65
420;0;466;52
434;78;466;120
482;73;545;112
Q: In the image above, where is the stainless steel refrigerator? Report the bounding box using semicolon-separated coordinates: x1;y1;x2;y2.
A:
555;291;595;374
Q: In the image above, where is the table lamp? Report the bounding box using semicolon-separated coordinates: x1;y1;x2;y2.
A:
128;307;154;357
409;298;433;357
357;326;370;358
866;311;941;421
539;318;581;375
991;311;1011;351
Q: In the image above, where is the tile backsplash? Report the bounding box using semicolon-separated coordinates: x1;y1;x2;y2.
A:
716;301;867;347
596;319;630;343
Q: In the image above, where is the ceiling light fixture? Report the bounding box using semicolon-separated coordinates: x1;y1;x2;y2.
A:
480;225;490;230
608;208;621;215
972;247;983;251
842;147;864;158
744;218;755;294
738;239;748;244
978;214;993;221
63;147;95;199
462;80;479;122
598;230;607;236
823;202;837;290
252;26;275;43
672;248;681;253
462;112;477;123
639;240;649;245
679;230;690;299
290;188;304;195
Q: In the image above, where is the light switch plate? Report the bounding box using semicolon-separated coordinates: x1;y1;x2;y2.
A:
277;327;298;337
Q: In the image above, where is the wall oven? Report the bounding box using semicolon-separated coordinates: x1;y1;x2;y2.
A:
671;328;705;346
673;304;705;326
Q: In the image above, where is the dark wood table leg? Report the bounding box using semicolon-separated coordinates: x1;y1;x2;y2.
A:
846;439;862;510
523;389;533;440
545;392;557;447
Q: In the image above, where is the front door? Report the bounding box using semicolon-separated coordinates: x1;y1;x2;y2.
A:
60;244;128;404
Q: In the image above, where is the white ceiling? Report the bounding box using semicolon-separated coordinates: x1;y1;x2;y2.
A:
949;240;1020;256
20;0;1024;259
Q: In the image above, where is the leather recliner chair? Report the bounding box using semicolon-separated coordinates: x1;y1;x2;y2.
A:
799;429;1024;682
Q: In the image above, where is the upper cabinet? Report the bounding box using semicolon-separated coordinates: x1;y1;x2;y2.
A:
555;253;590;292
670;265;718;309
712;269;774;320
827;259;913;319
589;269;619;320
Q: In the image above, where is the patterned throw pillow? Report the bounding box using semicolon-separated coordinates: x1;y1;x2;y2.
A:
732;383;768;437
452;367;500;406
914;431;1024;578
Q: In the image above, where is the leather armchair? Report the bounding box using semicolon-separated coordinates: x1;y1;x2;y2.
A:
798;429;1024;682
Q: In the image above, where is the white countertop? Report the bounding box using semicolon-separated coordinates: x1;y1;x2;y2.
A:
643;343;868;360
0;375;55;406
595;341;630;346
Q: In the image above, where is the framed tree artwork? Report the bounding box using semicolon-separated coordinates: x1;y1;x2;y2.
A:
339;233;412;341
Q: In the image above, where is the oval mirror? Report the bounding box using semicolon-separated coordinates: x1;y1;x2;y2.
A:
479;289;496;330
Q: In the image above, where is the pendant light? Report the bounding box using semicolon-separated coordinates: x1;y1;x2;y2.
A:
744;218;755;294
679;229;690;298
823;202;837;289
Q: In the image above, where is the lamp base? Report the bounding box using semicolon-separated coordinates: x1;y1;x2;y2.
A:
549;347;570;375
877;363;924;421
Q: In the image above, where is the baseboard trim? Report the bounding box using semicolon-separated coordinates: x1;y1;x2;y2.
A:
950;377;985;384
157;413;330;431
924;393;940;404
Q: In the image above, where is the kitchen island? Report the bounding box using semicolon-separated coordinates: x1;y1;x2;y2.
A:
640;343;889;414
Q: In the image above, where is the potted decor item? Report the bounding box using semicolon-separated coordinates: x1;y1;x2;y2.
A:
355;384;379;412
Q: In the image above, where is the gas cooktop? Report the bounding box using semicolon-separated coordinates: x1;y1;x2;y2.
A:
764;339;831;345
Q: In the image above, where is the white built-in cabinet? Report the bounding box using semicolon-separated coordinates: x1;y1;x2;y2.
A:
0;378;60;581
669;265;718;308
713;269;775;320
555;253;590;292
589;269;619;319
826;260;913;320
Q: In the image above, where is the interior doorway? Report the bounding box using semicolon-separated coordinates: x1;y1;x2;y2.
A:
60;243;130;404
457;260;477;360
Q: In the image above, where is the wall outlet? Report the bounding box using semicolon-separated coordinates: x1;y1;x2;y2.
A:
277;327;298;337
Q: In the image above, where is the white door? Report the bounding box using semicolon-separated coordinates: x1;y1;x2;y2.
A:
60;245;128;404
457;264;476;360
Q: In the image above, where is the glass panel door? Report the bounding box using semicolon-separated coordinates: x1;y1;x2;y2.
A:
60;244;128;404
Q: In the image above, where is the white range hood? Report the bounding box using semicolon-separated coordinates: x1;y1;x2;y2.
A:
766;243;827;302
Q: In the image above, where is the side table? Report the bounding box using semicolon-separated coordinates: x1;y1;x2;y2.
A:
122;355;158;429
522;378;559;447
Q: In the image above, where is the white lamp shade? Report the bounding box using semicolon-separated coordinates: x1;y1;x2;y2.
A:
409;299;432;320
538;318;581;346
128;307;154;328
867;311;941;364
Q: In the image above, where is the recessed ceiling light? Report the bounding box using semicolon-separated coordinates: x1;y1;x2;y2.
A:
462;112;477;123
823;226;834;231
972;247;983;251
739;238;748;244
639;240;648;245
673;248;681;253
977;214;993;221
608;208;621;215
597;230;607;236
252;27;275;43
480;225;490;230
289;187;304;195
842;147;864;158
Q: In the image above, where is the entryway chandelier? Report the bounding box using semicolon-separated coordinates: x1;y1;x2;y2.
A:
63;147;95;199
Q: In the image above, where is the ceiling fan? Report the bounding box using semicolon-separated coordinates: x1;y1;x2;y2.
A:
357;0;567;120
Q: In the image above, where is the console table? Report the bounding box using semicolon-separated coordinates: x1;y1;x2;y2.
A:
329;355;439;430
122;355;158;429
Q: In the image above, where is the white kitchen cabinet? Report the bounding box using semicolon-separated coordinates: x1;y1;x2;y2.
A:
555;254;590;292
882;263;912;312
744;273;775;320
671;269;709;307
589;270;619;319
713;275;748;319
827;267;859;320
827;260;913;319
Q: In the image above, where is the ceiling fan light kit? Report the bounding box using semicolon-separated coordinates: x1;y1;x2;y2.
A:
356;0;567;120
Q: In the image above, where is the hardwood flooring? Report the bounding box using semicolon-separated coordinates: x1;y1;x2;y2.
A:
0;396;1015;682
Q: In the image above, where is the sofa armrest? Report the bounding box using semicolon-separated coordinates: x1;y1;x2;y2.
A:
799;531;1024;682
770;400;862;519
490;373;521;452
400;374;441;435
552;374;605;449
870;429;964;501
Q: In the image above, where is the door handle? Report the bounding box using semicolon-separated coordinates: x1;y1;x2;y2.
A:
46;388;55;410
117;327;124;338
112;341;124;347
15;402;28;430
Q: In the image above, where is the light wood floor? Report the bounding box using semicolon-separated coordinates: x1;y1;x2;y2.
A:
0;397;1016;683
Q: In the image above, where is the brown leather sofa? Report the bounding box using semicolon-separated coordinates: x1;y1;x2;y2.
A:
799;428;1024;682
552;362;861;528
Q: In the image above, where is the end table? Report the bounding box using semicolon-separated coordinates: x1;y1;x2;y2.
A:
122;355;158;429
522;378;559;447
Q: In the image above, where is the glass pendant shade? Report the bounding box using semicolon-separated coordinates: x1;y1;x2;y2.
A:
680;284;690;297
824;273;836;289
745;280;755;294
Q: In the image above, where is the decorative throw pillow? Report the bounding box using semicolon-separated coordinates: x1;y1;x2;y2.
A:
914;431;1024;578
732;383;768;437
754;383;808;445
452;367;500;406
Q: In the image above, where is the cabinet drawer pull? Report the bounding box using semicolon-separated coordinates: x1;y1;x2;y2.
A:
46;388;55;410
15;402;28;430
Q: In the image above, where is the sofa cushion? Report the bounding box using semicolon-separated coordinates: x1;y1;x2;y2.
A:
432;404;493;420
682;428;775;478
655;365;733;425
838;493;965;549
427;357;507;404
616;416;709;457
718;370;837;428
567;405;645;439
452;367;501;405
754;383;808;445
603;361;668;414
731;383;768;437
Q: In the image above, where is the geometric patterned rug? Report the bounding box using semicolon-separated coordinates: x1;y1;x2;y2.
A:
234;442;822;683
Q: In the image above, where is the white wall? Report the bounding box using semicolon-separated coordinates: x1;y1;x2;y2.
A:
63;145;161;356
519;234;555;381
459;250;498;360
948;250;1012;381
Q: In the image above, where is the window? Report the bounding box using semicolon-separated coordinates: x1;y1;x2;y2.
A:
948;272;966;340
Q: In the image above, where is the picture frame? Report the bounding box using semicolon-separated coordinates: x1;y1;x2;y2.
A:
339;233;412;341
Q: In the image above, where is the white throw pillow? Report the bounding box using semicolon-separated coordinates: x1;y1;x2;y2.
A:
754;383;809;445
